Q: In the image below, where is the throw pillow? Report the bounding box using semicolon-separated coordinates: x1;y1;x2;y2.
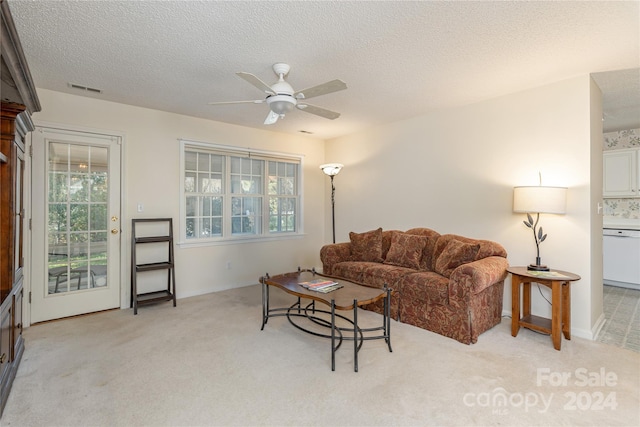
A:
420;235;440;271
434;239;480;277
384;232;427;269
349;228;384;262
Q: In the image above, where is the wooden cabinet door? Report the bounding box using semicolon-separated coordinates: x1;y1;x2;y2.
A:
0;300;11;389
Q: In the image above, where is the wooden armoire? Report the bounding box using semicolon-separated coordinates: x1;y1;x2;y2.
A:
0;0;41;415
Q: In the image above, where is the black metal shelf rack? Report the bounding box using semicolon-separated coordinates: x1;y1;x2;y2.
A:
131;218;176;314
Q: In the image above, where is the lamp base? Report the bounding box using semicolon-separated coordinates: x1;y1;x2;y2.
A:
527;264;550;271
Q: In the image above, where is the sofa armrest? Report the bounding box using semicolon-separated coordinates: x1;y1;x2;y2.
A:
320;242;352;275
448;256;509;301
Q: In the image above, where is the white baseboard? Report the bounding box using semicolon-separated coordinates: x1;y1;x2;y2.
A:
589;312;606;340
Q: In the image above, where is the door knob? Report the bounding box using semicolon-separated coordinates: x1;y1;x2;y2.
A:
111;228;119;234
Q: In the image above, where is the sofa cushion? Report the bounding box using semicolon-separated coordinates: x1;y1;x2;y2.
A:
361;263;416;290
383;232;427;269
434;239;480;278
349;228;384;262
398;271;450;306
332;261;374;283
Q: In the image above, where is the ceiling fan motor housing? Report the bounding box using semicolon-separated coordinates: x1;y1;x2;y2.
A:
266;72;296;115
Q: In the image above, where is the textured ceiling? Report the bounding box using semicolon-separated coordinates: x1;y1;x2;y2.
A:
6;0;640;139
592;68;640;132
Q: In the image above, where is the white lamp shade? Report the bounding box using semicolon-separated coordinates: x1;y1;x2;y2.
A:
320;163;343;176
513;186;567;214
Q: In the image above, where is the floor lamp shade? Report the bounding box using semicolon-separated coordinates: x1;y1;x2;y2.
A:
513;186;567;214
320;163;343;176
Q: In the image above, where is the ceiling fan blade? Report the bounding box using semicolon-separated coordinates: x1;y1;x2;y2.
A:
294;79;347;100
296;103;340;120
264;110;279;125
208;100;265;105
237;72;276;95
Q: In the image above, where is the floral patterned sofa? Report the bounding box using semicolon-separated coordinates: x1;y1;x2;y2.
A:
320;227;508;344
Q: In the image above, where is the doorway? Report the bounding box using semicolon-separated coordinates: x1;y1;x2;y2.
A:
30;126;122;323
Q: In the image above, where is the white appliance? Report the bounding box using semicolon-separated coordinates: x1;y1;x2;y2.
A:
603;228;640;290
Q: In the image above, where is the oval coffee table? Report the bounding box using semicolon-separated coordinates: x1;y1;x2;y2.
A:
260;268;393;372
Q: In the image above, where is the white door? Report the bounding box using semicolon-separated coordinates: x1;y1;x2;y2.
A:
31;127;121;323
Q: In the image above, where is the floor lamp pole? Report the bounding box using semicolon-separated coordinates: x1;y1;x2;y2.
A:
330;175;336;243
320;163;343;244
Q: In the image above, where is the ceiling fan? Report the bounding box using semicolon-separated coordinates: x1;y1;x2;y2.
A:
208;63;347;125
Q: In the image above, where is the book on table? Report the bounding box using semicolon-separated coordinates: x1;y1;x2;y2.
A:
312;283;343;293
298;279;343;293
527;270;571;279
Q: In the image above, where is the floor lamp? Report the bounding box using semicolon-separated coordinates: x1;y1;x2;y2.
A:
320;163;343;243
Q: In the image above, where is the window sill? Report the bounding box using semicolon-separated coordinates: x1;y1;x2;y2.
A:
177;233;305;248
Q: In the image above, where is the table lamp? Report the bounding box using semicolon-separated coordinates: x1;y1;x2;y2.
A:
513;185;567;271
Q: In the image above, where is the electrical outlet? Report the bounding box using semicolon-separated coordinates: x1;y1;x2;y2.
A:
226;261;232;270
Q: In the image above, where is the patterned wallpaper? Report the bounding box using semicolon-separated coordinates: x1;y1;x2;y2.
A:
603;128;640;220
603;199;640;219
603;128;640;150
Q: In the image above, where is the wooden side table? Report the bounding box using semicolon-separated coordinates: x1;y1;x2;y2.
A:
508;266;581;350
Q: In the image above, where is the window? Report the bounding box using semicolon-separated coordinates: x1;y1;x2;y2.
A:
180;140;302;244
269;161;297;233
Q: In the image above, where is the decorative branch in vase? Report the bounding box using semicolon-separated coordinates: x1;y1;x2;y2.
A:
523;212;548;271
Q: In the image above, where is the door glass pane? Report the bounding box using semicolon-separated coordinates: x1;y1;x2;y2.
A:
47;143;109;294
49;173;68;202
69;173;88;202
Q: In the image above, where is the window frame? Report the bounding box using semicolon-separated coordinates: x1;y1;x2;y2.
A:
179;139;304;247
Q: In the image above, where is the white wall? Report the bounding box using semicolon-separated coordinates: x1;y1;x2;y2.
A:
29;77;605;338
30;88;328;310
325;75;603;338
589;78;605;334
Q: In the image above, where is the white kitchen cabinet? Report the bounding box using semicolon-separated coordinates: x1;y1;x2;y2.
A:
603;148;639;198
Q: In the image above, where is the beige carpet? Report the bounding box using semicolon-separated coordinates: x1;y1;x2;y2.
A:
2;284;639;426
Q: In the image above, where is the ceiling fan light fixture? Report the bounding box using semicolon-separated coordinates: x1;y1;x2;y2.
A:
267;94;296;115
209;63;346;125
